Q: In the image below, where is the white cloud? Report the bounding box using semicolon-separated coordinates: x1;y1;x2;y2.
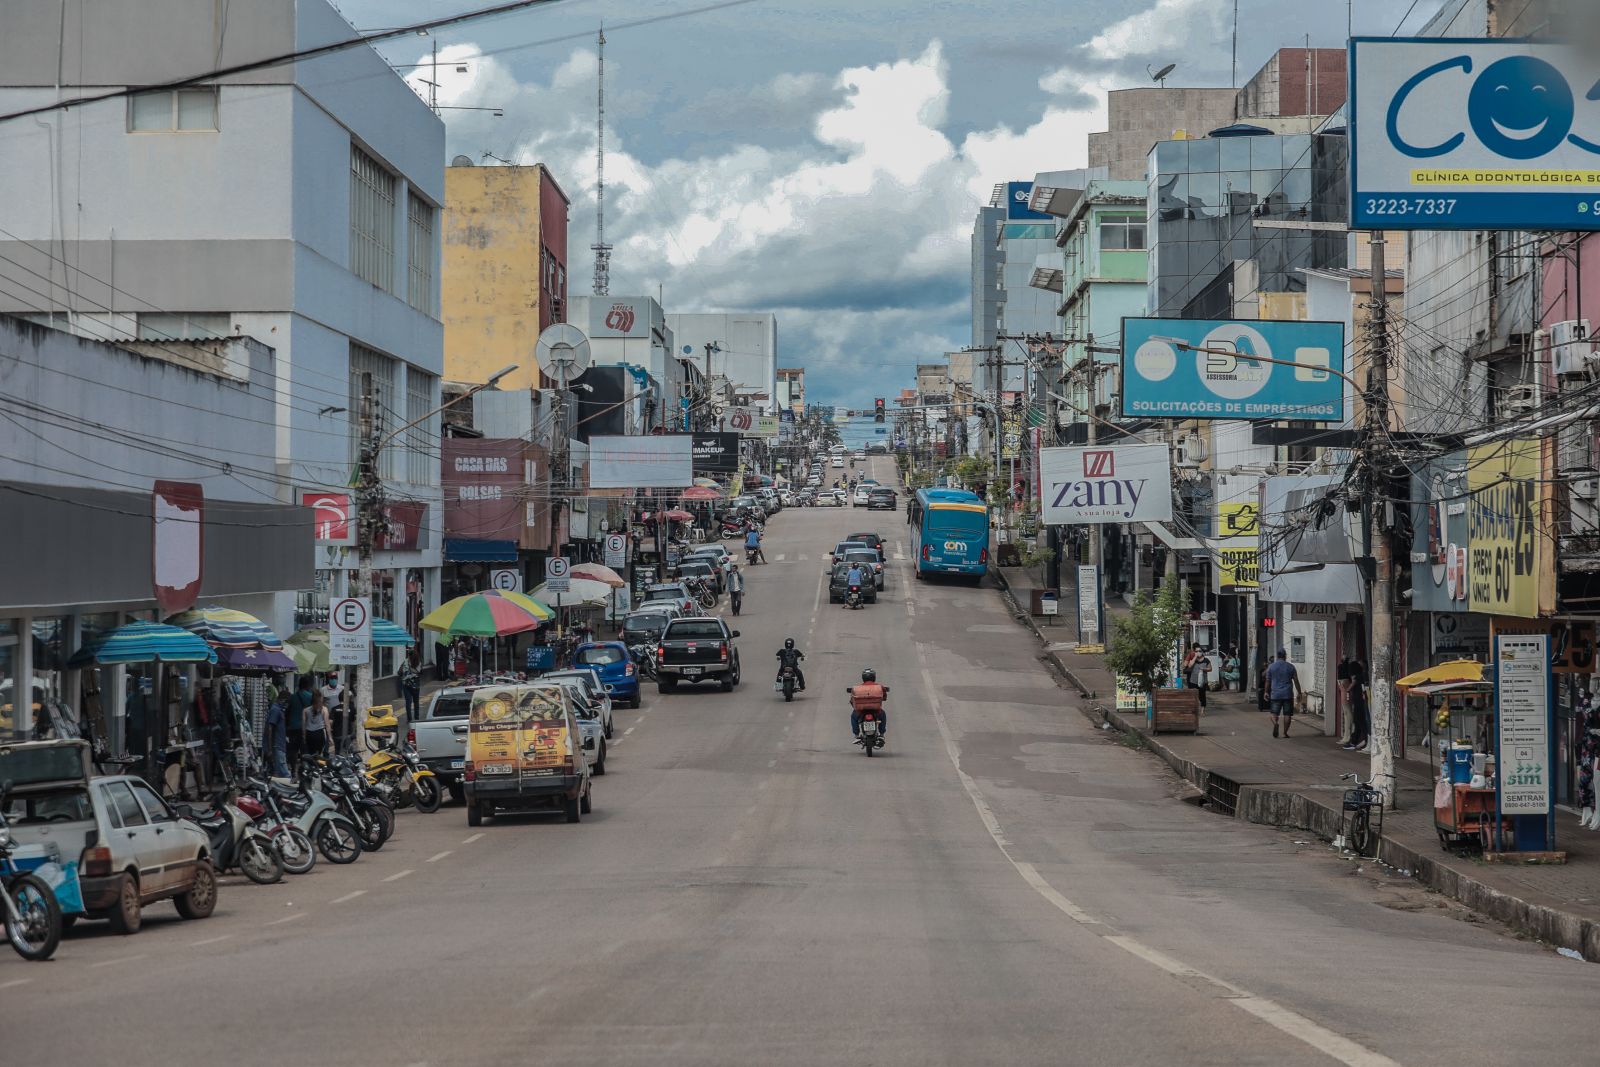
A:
426;40;1117;400
1086;0;1229;61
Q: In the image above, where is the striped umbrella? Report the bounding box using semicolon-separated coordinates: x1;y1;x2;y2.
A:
569;563;625;588
419;590;554;638
372;618;416;647
69;622;217;667
167;606;285;651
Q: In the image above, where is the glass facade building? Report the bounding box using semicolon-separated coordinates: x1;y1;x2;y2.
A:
1146;131;1348;318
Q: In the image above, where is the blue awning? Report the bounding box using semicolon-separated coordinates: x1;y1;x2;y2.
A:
444;538;519;563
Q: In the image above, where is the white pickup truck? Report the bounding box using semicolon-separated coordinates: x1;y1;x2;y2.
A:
411;687;474;802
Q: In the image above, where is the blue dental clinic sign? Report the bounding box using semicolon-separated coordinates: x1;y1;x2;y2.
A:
1006;181;1050;221
1350;38;1600;231
1120;317;1346;422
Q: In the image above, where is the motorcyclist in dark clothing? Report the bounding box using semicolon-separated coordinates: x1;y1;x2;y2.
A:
775;637;807;691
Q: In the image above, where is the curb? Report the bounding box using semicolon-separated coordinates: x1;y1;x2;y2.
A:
991;568;1600;960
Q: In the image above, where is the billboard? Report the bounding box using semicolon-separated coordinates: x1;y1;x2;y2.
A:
587;297;653;339
1039;444;1173;525
589;435;692;489
1215;501;1259;591
692;432;739;474
1350;39;1600;231
444;439;527;542
1121;318;1345;421
1005;180;1050;221
1467;438;1547;619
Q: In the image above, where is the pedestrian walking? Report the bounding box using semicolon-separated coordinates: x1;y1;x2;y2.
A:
303;687;329;757
285;673;314;770
399;653;421;723
1265;648;1303;738
321;671;347;752
1339;655;1370;751
1184;646;1209;709
728;563;745;616
262;690;289;777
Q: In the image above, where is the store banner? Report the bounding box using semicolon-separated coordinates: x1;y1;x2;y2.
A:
444;438;527;543
1467;439;1546;618
691;432;739;475
589;435;692;489
1410;451;1471;612
1216;501;1259;591
1039;444;1173;525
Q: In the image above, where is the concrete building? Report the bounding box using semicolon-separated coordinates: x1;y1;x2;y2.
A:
776;367;806;416
1088;88;1238;181
1234;48;1347;128
569;295;694;429
666;313;779;413
0;0;446;672
442;160;570;391
970;204;1004;356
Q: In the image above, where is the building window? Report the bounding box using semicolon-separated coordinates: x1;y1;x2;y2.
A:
1100;218;1146;251
407;193;435;315
349;342;398;479
129;88;218;132
136;312;230;340
406;367;436;486
350;146;396;292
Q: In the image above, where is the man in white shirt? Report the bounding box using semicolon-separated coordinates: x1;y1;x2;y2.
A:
321;672;347;752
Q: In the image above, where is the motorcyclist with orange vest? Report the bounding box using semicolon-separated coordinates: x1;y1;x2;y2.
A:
847;668;889;739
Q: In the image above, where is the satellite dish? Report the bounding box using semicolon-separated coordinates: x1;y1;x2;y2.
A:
1149;63;1176;86
450;155;475;167
535;323;592;385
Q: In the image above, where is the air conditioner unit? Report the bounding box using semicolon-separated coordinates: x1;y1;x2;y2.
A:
1173;431;1206;469
1502;384;1540;418
1571;471;1600;534
1551;319;1597;380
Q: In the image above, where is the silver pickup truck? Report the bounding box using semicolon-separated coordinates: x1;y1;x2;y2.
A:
411;687;474;802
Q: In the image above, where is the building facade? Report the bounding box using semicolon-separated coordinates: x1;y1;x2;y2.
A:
666;312;779;414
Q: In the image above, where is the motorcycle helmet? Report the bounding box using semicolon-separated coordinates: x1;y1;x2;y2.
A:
784;638;795;650
861;668;876;683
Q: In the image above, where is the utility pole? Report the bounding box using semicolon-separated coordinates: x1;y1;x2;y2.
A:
1364;231;1397;807
353;373;380;727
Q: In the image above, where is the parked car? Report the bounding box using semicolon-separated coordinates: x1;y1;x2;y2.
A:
620;608;679;648
843;547;886;590
828;560;879;603
686;543;734;577
411;686;475;800
831;539;870;563
0;740;216;934
542;668;616;738
676;558;723;596
533;675;610;774
847;532;886;560
572;641;643;709
868;487;897;510
463;684;592;825
656;616;742;693
642;582;698;616
852;486;871;507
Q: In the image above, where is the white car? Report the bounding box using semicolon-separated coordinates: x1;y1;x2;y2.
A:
852;486;871;507
832;457;844;468
529;679;608;775
686;543;734;580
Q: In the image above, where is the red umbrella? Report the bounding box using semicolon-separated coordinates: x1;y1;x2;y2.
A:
681;486;722;501
662;509;694;522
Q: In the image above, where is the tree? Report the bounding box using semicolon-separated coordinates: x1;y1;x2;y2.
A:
1103;578;1190;694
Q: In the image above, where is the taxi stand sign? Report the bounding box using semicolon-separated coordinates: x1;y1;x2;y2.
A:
329;596;371;666
1350;38;1600;231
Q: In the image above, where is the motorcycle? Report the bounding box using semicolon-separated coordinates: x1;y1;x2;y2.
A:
235;789;316;875
846;584;864;610
855;709;885;756
176;798;283;884
628;644;659;681
0;781;62;961
362;710;441;814
719;521;745;539
302;757;393;852
777;663;798;702
682;576;718;611
241;776;362;865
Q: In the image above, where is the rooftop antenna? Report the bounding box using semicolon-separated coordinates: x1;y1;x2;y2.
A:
590;25;612;296
1147;62;1176;88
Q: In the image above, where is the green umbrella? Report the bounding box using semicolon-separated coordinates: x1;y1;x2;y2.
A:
284;628;332;674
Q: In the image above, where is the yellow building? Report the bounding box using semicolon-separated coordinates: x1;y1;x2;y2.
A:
442;160;571;390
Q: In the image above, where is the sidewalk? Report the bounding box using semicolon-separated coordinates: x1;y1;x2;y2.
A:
994;562;1600;961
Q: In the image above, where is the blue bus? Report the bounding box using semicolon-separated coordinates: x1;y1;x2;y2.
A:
909;488;990;581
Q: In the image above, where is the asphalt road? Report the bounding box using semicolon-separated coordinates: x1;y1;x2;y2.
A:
6;456;1598;1066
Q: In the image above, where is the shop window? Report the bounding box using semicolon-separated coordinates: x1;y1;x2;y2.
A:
1099;218;1146;251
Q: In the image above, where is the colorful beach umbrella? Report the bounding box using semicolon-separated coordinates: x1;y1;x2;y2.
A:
372;618;416;647
69;622;217;667
662;509;694;522
681;486;722;501
569;563;626;588
693;478;720;488
167;606;285;651
419;590;554;638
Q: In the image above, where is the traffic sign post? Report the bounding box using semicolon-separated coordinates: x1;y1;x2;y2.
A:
489;568;521;594
604;533;627;569
545;555;571;594
329;597;372;666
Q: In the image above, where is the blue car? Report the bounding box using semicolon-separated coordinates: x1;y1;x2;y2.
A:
573;641;642;708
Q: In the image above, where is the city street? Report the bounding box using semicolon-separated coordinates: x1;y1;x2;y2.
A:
5;460;1598;1066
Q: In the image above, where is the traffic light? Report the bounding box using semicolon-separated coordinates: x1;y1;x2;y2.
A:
874;397;885;423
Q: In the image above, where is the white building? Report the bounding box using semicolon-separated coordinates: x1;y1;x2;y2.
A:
666;313;779;413
0;0;446;677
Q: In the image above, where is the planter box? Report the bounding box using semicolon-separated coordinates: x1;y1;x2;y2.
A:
1149;689;1200;734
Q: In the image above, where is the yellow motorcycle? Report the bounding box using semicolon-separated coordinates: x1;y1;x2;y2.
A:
363;707;442;814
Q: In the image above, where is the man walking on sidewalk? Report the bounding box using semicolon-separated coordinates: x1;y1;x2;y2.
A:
1339;655;1370;751
1265;648;1303;738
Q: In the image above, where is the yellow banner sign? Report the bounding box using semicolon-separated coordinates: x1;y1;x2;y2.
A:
1216;502;1259;590
1467;439;1543;618
469;684;573;778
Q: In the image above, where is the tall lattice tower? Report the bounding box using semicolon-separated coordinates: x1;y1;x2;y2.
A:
590;27;612;296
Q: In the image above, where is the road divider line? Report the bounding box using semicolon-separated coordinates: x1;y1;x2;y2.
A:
264;913;306;927
0;978;32;990
383;869;415;883
190;934;233;946
427;850;453;863
912;609;1401;1067
462;833;484;844
624;726;636;736
332;890;367;904
88;954;148;968
767;758;777;767
775;552;787;561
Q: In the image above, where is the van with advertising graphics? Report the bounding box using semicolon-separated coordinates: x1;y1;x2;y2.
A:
463;684;592;826
909;488;990;581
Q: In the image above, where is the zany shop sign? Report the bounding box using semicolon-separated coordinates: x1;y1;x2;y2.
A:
1039;444;1173;525
1467;439;1546;618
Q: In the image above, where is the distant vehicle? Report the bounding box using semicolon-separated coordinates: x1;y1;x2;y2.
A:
619;609;678;648
543;667;617;738
910;487;990;581
656;617;742;693
852;486;871;507
846;532;885;560
685;543;734;579
538;673;611;774
412;686;475;800
832;457;845;469
641;582;698;616
831;539;869;563
573;641;643;710
868;487;897;511
676;558;722;595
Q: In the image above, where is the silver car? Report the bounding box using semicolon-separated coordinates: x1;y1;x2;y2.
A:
542;669;615;739
536;676;609;774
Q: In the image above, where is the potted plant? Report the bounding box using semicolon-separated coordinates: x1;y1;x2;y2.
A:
1104;579;1194;731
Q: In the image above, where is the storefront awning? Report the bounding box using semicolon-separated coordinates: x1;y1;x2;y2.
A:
443;538;519;563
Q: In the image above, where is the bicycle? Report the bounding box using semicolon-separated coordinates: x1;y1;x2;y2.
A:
1339;772;1384;858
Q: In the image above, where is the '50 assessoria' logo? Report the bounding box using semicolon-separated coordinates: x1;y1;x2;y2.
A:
1387;53;1600;161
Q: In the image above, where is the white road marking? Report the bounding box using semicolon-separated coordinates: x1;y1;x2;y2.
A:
624;726;636;736
264;913;306;927
782;725;790;734
774;553;787;562
634;716;645;725
798;553;809;561
912;597;1401;1067
427;850;453;863
0;978;32;990
89;953;148;968
190;934;233;946
383;869;415;883
462;833;484;844
332;890;367;904
767;759;777;767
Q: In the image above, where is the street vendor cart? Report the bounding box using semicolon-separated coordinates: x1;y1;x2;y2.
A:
1396;665;1511;854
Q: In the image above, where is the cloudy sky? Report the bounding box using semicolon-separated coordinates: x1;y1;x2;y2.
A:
344;0;1447;406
